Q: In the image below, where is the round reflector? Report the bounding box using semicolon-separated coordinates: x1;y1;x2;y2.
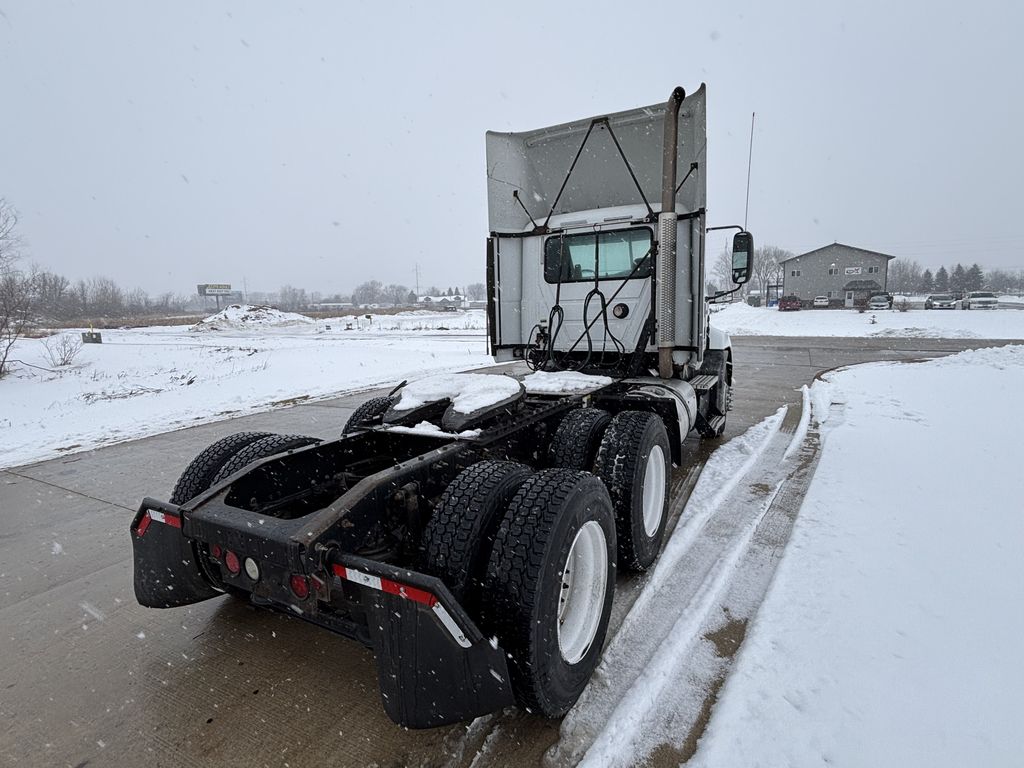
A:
224;550;241;574
243;557;260;581
290;575;310;600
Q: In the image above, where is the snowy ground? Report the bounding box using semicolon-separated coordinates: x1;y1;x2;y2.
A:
0;309;490;469
690;344;1024;767
711;301;1024;338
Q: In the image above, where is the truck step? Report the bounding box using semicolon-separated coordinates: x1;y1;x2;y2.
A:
689;374;719;392
706;415;726;433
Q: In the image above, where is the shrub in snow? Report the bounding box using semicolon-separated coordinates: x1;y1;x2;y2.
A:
42;333;83;367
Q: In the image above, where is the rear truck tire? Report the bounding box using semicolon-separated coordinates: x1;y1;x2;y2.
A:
420;460;533;613
163;431;273;600
212;433;321;485
594;411;671;572
548;407;612;471
342;395;394;434
169;431;273;504
483;469;616;717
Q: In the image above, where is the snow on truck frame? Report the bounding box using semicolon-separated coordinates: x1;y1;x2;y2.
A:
130;85;754;729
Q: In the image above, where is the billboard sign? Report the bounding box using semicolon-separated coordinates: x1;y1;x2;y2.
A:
198;283;232;296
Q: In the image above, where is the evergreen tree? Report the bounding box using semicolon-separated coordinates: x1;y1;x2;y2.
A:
935;266;949;291
965;263;984;292
919;269;934;293
950;263;966;292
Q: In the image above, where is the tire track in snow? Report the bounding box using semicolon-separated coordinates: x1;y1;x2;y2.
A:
547;406;814;767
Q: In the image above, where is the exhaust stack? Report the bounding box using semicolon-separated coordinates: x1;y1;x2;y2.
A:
657;87;686;379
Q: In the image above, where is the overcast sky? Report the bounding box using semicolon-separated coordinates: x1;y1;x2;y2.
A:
2;0;1022;297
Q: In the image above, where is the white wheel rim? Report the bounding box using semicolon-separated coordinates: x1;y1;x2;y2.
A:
557;521;608;665
641;445;667;537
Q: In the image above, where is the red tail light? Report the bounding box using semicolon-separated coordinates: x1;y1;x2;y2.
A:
210;544;223;559
290;575;310;599
224;550;241;575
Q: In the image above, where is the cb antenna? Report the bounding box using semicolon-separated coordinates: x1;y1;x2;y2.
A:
744;111;755;230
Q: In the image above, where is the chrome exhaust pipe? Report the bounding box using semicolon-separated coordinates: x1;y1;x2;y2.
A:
657;87;685;379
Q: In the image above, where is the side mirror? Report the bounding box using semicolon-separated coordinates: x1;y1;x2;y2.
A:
732;231;753;285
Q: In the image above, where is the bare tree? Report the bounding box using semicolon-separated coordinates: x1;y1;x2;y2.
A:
466;282;486;301
277;285;308;311
710;246;733;292
985;269;1018;294
86;277;125;317
752;245;790;294
352;280;384;306
0;200;34;378
0;198;22;272
382;283;409;307
888;259;923;294
125;287;150;315
34;270;73;320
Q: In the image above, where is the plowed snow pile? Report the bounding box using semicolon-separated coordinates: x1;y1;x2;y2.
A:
191;304;314;332
689;344;1024;767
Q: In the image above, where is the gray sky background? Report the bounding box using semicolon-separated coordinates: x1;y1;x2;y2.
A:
2;0;1022;297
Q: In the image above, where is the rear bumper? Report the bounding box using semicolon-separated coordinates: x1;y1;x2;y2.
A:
130;498;514;728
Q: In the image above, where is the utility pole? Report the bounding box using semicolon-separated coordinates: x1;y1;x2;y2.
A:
414;264;421;296
744;112;755;231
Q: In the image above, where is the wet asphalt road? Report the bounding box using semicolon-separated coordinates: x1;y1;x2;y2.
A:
0;335;1018;768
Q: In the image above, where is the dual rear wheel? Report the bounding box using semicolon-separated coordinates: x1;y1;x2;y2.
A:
420;408;671;716
422;462;616;717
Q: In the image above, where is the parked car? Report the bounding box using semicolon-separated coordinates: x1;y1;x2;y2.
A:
778;295;802;311
963;291;998;310
868;294;891;310
813;296;829;308
924;294;956;310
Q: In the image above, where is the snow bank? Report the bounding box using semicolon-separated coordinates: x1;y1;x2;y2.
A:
191;304;314;332
692;344;1024;768
324;309;486;333
711;301;1024;339
522;370;614;394
0;327;493;469
392;373;522;415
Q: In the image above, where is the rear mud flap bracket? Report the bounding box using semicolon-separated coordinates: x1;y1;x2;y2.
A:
130;498;220;608
337;557;515;728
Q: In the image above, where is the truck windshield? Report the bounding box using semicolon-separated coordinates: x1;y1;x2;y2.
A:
544;228;653;283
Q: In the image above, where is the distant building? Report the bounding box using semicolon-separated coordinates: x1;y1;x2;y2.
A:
780;243;895;307
419;295;464;308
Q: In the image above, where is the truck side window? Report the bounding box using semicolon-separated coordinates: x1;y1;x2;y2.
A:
543;228;653;283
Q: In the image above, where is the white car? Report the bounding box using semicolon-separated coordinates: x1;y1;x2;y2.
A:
868;295;891;310
813;296;829;308
963;291;998;310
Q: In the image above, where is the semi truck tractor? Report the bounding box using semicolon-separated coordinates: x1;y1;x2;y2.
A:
131;84;753;728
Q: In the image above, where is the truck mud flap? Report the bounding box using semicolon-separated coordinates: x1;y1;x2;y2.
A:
335;556;515;728
130;498;221;608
